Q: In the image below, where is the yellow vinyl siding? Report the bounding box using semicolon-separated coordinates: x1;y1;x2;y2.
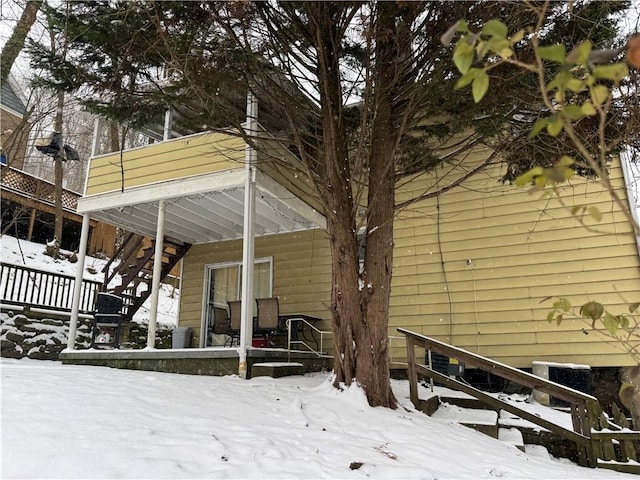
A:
391;157;639;368
257;139;324;214
85;131;245;195
179;229;332;346
174;141;638;368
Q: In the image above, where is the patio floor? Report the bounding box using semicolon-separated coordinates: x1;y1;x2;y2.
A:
60;347;333;378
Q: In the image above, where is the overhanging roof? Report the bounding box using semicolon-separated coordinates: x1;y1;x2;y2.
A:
77;169;325;245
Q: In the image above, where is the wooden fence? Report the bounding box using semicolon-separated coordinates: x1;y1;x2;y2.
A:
0;262;101;314
399;328;640;474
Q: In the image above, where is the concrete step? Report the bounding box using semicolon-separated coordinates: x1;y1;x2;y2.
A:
498;427;525;452
250;362;304;378
431;401;500;438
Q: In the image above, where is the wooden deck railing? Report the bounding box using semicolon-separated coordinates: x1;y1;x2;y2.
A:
399;328;640;472
0;263;101;314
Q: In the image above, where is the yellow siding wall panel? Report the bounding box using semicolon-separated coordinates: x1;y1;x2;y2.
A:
86;131;245;195
391;157;639;368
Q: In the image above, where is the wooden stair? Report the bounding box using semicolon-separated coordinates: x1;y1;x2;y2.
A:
102;233;190;321
400;328;640;474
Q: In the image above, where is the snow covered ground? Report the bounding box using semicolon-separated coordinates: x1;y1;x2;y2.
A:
0;235;179;326
0;235;636;478
2;358;636;480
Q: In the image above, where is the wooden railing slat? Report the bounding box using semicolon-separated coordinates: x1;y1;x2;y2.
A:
0;263;101;314
399;328;640;470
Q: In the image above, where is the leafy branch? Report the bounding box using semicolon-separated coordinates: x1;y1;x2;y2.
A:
443;2;640;235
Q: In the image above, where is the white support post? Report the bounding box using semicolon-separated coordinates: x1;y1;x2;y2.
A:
163;110;172;141
146;199;166;349
238;91;258;379
90;117;101;157
67;213;91;350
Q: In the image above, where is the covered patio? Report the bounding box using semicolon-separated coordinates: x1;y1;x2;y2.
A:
64;95;329;378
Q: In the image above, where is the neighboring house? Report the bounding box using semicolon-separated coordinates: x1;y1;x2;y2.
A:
0;76;117;255
0;76;29;170
69;114;640;375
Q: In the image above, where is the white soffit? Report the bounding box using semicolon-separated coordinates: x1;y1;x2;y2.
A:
81;170;325;245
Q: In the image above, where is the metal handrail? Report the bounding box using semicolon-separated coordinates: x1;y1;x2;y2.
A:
286;317;332;361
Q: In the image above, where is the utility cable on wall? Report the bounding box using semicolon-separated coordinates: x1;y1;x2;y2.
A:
436;194;454;344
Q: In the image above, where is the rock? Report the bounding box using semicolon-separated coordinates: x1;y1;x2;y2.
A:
0;339;23;358
5;331;25;344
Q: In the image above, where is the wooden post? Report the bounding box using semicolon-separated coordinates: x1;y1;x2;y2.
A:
27;207;36;241
406;334;419;408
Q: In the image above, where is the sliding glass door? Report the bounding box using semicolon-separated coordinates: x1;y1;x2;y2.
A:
202;258;272;346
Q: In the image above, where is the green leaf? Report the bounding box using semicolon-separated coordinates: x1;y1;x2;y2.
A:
556;314;563;325
455;69;477;89
472;69;489;103
454;40;475;74
456;20;469;34
629;303;639;313
592;63;629;82
580;301;604;321
553;297;571;311
546;117;563;137
510;29;524;44
619;382;636;409
537;44;566;63
566;41;592;65
588;206;602;222
590;85;609;107
529;118;549;139
547;311;556;323
557;156;575;168
603;312;619;335
561;105;584;121
566;78;585;93
581;101;596;116
482;20;508;39
515;166;543;187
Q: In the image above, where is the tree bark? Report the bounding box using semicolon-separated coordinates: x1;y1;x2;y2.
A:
0;1;41;85
53;91;64;254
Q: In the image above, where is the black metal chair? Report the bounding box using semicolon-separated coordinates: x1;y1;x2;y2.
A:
91;292;123;349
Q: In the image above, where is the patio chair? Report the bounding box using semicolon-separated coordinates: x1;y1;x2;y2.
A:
211;306;230;334
227;300;242;346
255;297;280;339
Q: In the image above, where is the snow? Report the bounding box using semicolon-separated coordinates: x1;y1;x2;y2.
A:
0;235;179;326
1;359;635;480
0;235;637;478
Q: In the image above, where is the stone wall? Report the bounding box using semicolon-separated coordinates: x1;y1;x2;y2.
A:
0;312;173;360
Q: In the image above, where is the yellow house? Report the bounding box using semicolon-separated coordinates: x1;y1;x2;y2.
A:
66;111;640;378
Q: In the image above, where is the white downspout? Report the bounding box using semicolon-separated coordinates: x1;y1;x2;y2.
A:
620;151;640;255
146;199;167;349
238;91;258;379
66;213;91;350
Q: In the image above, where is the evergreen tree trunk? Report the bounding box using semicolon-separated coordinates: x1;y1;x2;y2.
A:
53;91;64;255
0;0;41;84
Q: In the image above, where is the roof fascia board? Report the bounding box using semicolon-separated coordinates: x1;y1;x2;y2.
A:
78;168;245;213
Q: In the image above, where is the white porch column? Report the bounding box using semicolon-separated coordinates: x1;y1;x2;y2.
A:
146;199;166;349
163;110;172;141
238;91;258;379
67;213;91;350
